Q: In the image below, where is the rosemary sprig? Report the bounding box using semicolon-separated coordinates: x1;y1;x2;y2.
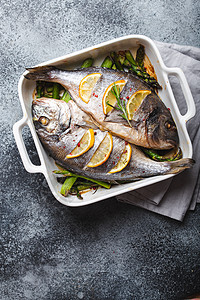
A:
106;83;132;127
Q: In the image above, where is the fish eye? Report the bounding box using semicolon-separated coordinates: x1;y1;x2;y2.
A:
38;116;50;126
165;121;174;130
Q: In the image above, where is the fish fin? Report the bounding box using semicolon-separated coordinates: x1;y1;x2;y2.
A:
24;66;56;81
168;158;195;174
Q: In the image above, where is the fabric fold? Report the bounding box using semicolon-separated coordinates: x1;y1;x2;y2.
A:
116;41;200;221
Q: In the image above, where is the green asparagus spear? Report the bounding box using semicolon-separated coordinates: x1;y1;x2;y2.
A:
60;176;78;196
122;59;131;68
118;51;126;66
136;45;145;69
53;169;111;189
124;50;162;89
47;86;53;93
101;56;113;68
110;52;124;71
124;50;138;67
71;183;98;192
81;58;94;68
143;148;182;162
52;83;60;99
36;81;43;98
44;93;53;98
61;90;71;103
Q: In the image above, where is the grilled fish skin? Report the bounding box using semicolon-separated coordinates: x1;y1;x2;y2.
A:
26;66;179;150
32;98;194;183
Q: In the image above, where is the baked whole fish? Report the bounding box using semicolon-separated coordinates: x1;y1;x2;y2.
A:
26;66;179;150
32;98;194;183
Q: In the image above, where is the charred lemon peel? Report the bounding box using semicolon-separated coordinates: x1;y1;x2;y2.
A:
79;73;102;103
126;90;151;120
66;129;94;158
86;132;113;167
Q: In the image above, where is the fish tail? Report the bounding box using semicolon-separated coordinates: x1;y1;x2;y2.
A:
24;66;56;81
167;158;195;174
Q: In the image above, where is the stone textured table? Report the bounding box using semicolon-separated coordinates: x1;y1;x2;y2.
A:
1;0;200;299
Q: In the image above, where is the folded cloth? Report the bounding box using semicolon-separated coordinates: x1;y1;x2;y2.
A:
117;41;200;221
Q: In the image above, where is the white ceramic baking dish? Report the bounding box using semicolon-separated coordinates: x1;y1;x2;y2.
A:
13;35;196;207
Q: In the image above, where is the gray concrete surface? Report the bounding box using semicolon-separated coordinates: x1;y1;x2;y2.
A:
1;0;200;299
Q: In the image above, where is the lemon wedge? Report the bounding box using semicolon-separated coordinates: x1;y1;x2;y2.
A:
108;143;132;173
102;80;126;114
79;73;101;103
86;132;113;167
126;90;151;120
66;129;94;158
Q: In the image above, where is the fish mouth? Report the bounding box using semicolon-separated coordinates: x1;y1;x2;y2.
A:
167;137;179;149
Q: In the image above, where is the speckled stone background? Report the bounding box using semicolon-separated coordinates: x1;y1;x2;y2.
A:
1;0;200;299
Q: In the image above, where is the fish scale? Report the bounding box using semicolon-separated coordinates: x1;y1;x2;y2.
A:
64;130;106;169
86;71;125;123
104;73;145;124
88;136;125;173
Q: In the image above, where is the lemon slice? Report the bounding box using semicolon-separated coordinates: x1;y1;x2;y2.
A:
108;143;132;173
79;73;101;103
66;129;94;158
102;80;126;114
87;132;113;167
126;90;151;120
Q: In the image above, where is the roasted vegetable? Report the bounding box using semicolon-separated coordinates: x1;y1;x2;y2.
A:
110;51;124;71
52;83;60;99
124;50;162;89
53;169;111;189
61;90;71;102
101;56;113;68
81;58;94;68
143;147;182;162
60;176;78;196
136;45;145;70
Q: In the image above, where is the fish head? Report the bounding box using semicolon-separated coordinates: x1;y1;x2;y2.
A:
32;98;71;136
139;94;179;149
147;109;179;149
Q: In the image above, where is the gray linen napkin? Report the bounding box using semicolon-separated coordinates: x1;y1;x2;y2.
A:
117;41;200;221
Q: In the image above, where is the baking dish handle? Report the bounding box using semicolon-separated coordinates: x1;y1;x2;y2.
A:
13;117;44;173
164;66;196;122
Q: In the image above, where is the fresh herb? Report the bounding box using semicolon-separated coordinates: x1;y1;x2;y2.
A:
106;83;132;127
